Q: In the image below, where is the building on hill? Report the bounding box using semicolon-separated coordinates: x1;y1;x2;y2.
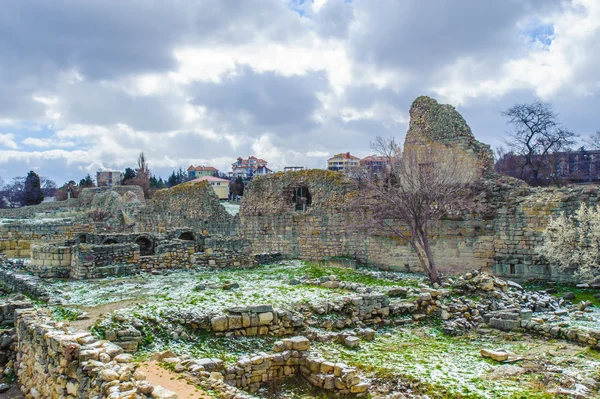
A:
327;152;360;172
231;156;272;180
190;176;230;199
360;155;388;174
187;165;218;179
496;149;600;184
284;166;305;172
96;170;124;187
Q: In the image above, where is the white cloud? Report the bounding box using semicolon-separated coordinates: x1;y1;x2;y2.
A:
0;133;18;149
0;0;598;183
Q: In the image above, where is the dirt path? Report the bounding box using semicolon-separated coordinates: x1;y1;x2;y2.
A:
0;383;24;399
137;361;214;399
67;299;145;330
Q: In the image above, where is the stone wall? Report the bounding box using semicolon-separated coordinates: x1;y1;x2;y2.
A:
137;181;237;235
29;243;73;278
0;269;54;300
239;171;599;282
0;220;93;258
14;308;153;399
138;240;196;271
70;243;139;279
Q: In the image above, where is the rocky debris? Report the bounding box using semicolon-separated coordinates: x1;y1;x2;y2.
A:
344;336;361;348
440;271;562;336
295;274;376;293
480;348;519;362
563;292;575;300
0;382;9;393
150;386;178;398
146;336;369;396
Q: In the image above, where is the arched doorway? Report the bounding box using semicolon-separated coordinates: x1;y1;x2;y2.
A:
178;232;195;241
102;238;118;245
135;236;154;256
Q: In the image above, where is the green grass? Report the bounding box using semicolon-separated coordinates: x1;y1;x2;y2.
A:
51;306;81;321
522;281;600;306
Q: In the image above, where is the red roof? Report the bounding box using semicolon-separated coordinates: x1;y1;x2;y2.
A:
232;156;268;168
328;152;360;161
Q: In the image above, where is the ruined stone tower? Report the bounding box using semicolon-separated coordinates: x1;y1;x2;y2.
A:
404;96;494;177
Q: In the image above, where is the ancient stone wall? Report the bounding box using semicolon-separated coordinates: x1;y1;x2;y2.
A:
29;243;73;278
239;171;600;282
70;243;139;279
138;240;196;271
137;181;238;235
0;220;93;258
15;308;153;399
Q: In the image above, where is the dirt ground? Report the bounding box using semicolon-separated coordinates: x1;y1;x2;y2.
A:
67;299;145;330
0;382;24;399
138;361;213;399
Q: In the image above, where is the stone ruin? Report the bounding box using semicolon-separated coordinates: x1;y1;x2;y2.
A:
0;96;599;398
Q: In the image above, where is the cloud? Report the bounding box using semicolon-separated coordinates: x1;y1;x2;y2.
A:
0;134;18;150
0;0;598;184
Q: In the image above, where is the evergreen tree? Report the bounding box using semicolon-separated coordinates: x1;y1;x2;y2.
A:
124;167;136;181
79;174;95;187
23;171;44;205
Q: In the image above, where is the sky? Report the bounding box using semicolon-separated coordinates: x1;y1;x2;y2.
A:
0;0;599;184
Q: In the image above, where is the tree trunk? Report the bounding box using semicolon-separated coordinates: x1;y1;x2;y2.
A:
421;234;442;286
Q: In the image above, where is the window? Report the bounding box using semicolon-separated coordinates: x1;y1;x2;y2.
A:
509;264;516;274
292;187;312;211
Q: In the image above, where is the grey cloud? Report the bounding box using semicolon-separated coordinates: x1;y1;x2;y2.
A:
57;82;181;132
349;0;562;70
189;66;329;130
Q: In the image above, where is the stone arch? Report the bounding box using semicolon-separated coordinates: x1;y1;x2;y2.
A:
102;238;118;245
79;234;87;243
178;231;195;241
135;235;155;256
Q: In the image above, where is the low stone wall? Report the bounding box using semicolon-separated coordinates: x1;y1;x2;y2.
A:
0;220;93;258
225;336;368;394
0;269;54;300
29;243;72;278
138;240;196;271
211;305;303;337
157;336;369;396
14;308;155;399
70;243;138;279
0;298;32;370
485;308;600;350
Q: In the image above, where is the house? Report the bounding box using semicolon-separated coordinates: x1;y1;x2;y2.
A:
96;170;124;187
327;152;360;172
496;149;600;184
190;176;230;199
284;166;305;172
231;156;272;180
360;155;388;174
187;165;218;179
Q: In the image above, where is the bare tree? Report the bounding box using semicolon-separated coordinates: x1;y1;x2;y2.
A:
585;130;600;150
124;152;151;198
351;137;477;285
136;152;150;181
501;101;576;184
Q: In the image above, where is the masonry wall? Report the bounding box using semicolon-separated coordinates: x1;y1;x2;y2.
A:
15;308;150;399
240;172;600;282
70;243;139;279
0;221;93;258
137;181;238;235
